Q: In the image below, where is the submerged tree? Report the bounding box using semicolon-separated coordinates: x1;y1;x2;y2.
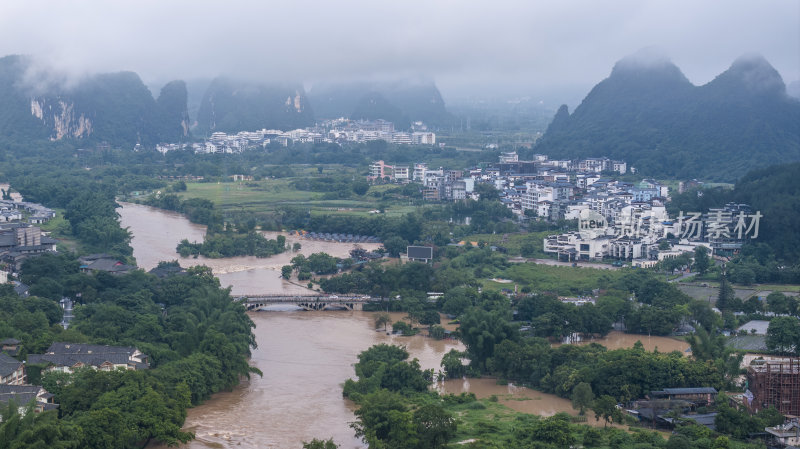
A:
303;438;339;449
571;382;594;415
375;313;391;332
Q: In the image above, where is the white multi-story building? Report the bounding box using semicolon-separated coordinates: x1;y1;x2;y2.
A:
543;233;613;261
412;132;436;145
392;133;412;145
532;154;548;162
393;166;409;180
413;163;428;182
499;152;518;163
210;132;227;144
451;181;467;200
424;169;444;188
368;160;392;180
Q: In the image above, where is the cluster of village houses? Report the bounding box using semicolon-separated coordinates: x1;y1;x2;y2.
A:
0;184;151;418
0;180;794;442
152;119;437;154
0;192;59;287
0;340;149;418
0;169;793;442
371;152;758;267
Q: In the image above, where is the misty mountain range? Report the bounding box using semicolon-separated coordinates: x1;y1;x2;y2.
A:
532;52;800;180
0;54;454;145
0;52;798;181
308;80;451;129
0;55;190;146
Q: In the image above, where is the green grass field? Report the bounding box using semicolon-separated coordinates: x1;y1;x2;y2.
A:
747;283;800;293
446;399;522;445
38;209;81;252
491;263;623;295
176;177;414;217
461;231;553;257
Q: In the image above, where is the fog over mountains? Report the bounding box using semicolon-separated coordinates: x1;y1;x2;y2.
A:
532;51;800;180
1;50;798;181
0;55;189;146
0;55;454;144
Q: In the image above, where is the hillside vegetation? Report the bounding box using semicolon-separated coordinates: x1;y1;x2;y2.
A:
532;52;800;180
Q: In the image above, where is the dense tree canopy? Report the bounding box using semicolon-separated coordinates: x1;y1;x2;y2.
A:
0;253;258;448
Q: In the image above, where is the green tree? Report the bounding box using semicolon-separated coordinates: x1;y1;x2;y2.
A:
592;395;622;427
440;287;477;317
352;180;370;196
582;427;604;447
730;265;756;285
571;382;594;415
303;438;339;449
716;276;735;311
375;313;391;332
520;240;539;257
459;307;518;370
686;327;743;383
766;316;800;355
382;236;408;258
281;265;293;279
392;321;414;336
418;310;441;326
41;370;74;398
440;349;466;379
351;389;417;449
474;183;499;201
665;434;693;449
527;414;576;448
413;403;456;449
766;292;789;315
0;404;81;449
693;246;711;275
712;436;731;449
306;252;339;274
291;254;307;271
428;325;446;340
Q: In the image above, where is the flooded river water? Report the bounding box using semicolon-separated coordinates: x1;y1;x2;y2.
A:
120;203;682;447
158;311;464;449
119;202;381;296
557;331;690;354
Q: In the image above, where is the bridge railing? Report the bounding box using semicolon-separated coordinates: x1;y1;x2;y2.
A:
236;295;388;303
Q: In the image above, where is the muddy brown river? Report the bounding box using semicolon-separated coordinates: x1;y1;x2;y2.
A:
119;202;382;296
120;203;683;448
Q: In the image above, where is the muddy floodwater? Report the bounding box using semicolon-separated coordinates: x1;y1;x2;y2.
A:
119;202;381;296
121;203;677;447
558;331;690;354
437;378;614;427
148;311;464;449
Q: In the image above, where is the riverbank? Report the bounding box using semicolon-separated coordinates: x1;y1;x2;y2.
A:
126;203;693;448
147;310;465;449
119;202;381;296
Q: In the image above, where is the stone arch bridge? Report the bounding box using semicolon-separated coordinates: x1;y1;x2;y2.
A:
238;294;385;311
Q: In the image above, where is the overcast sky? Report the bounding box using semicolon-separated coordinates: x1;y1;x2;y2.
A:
1;1;797;102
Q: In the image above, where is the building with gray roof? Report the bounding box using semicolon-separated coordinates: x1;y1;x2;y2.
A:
27;343;149;374
0;353;24;385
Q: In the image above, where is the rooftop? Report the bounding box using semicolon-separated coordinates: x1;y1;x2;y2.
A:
0;352;22;377
737;320;771;335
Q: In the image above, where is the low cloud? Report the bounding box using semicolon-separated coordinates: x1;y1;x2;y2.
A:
1;0;797;100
